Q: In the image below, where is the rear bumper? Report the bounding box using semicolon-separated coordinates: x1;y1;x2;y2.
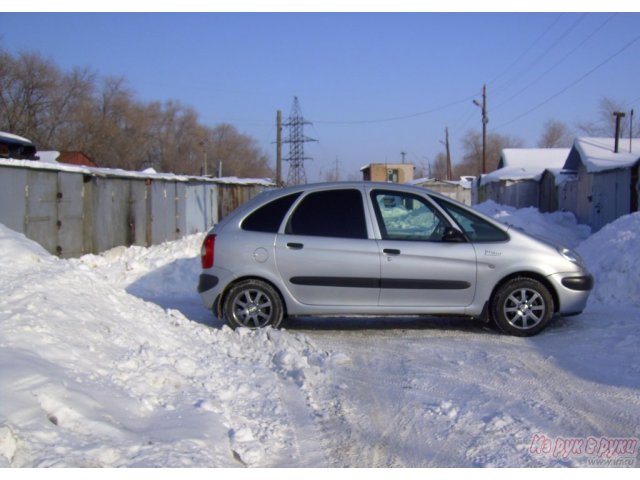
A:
198;274;219;294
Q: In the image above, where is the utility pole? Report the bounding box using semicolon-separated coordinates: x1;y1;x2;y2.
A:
276;110;283;186
613;111;626;153
473;84;488;174
630;109;634;153
200;140;208;176
444;127;452;181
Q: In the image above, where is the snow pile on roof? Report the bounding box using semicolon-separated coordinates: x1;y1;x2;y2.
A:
474;200;591;248
483;148;570;184
0;131;34;145
499;148;570;169
35;151;60;163
213;176;274;186
0;157;274;186
572;137;640;173
410;177;474;189
577;211;640;307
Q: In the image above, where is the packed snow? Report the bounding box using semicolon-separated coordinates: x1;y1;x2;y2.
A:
1;202;639;468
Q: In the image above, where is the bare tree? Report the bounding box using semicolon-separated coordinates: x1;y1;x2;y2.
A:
207;124;272;178
576;97;640;138
0;48;273;178
0;51;59;140
455;130;524;177
431;152;449;180
538;119;574;148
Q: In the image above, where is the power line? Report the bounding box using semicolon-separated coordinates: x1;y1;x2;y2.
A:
488;13;564;90
491;13;588;100
312;95;476;125
493;33;640;130
493;13;616;111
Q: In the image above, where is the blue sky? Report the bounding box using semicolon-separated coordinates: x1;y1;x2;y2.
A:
1;11;639;181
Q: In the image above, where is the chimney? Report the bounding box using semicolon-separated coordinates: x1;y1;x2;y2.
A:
613;111;626;153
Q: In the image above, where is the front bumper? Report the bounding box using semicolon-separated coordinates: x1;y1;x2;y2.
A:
549;272;594;316
560;274;594;291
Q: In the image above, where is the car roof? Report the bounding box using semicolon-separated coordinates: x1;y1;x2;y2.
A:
273;180;442;195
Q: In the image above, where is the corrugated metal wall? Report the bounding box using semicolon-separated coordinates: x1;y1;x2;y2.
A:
479;180;539;209
0;164;268;257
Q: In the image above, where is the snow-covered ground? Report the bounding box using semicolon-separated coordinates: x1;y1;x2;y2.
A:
1;203;639;468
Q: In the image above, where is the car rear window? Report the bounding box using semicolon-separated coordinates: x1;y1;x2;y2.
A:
286;189;368;239
241;192;301;233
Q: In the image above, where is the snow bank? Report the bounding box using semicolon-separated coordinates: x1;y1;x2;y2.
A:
473;200;591;248
0;224;344;467
0;223;51;269
577;212;640;307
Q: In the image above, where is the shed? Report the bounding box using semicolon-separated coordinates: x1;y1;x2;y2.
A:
560;137;640;231
0;131;38;160
361;163;415;183
538;168;577;213
478;148;570;208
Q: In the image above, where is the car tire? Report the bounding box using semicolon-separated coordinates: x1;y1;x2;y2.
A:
491;277;554;337
223;279;284;329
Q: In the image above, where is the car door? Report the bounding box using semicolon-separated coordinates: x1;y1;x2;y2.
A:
370;189;477;308
275;188;381;306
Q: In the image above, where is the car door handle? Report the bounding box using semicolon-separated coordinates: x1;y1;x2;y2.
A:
287;242;304;250
383;248;401;255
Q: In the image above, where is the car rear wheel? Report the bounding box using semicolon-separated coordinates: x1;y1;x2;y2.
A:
491;278;554;336
223;279;284;329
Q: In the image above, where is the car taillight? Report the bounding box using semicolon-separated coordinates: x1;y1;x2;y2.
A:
201;233;216;269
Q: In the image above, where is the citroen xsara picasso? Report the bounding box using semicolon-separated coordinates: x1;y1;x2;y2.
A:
198;182;592;336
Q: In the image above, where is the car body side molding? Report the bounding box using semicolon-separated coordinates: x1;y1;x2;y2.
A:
290;276;471;290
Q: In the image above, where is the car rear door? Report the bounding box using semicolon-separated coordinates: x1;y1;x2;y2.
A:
275;187;381;306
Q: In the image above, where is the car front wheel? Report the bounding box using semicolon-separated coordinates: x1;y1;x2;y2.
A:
491;278;554;336
223;279;284;329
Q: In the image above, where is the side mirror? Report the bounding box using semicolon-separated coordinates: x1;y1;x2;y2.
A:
442;227;466;243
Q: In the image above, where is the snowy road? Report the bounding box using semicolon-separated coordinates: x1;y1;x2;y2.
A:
288;312;640;467
2;204;640;467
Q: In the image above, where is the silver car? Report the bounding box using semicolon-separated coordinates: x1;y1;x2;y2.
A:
198;182;593;336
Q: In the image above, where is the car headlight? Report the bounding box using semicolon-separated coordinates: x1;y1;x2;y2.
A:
558;247;583;265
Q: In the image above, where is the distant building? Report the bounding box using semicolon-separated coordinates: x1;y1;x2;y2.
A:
361;163;414;183
0;131;38;160
57;151;98;167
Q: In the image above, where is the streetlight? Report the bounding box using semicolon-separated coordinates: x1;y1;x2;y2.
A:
473;85;488;174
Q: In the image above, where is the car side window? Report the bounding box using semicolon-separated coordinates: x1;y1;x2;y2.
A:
286;189;368;239
242;192;301;233
371;190;447;241
432;197;509;243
